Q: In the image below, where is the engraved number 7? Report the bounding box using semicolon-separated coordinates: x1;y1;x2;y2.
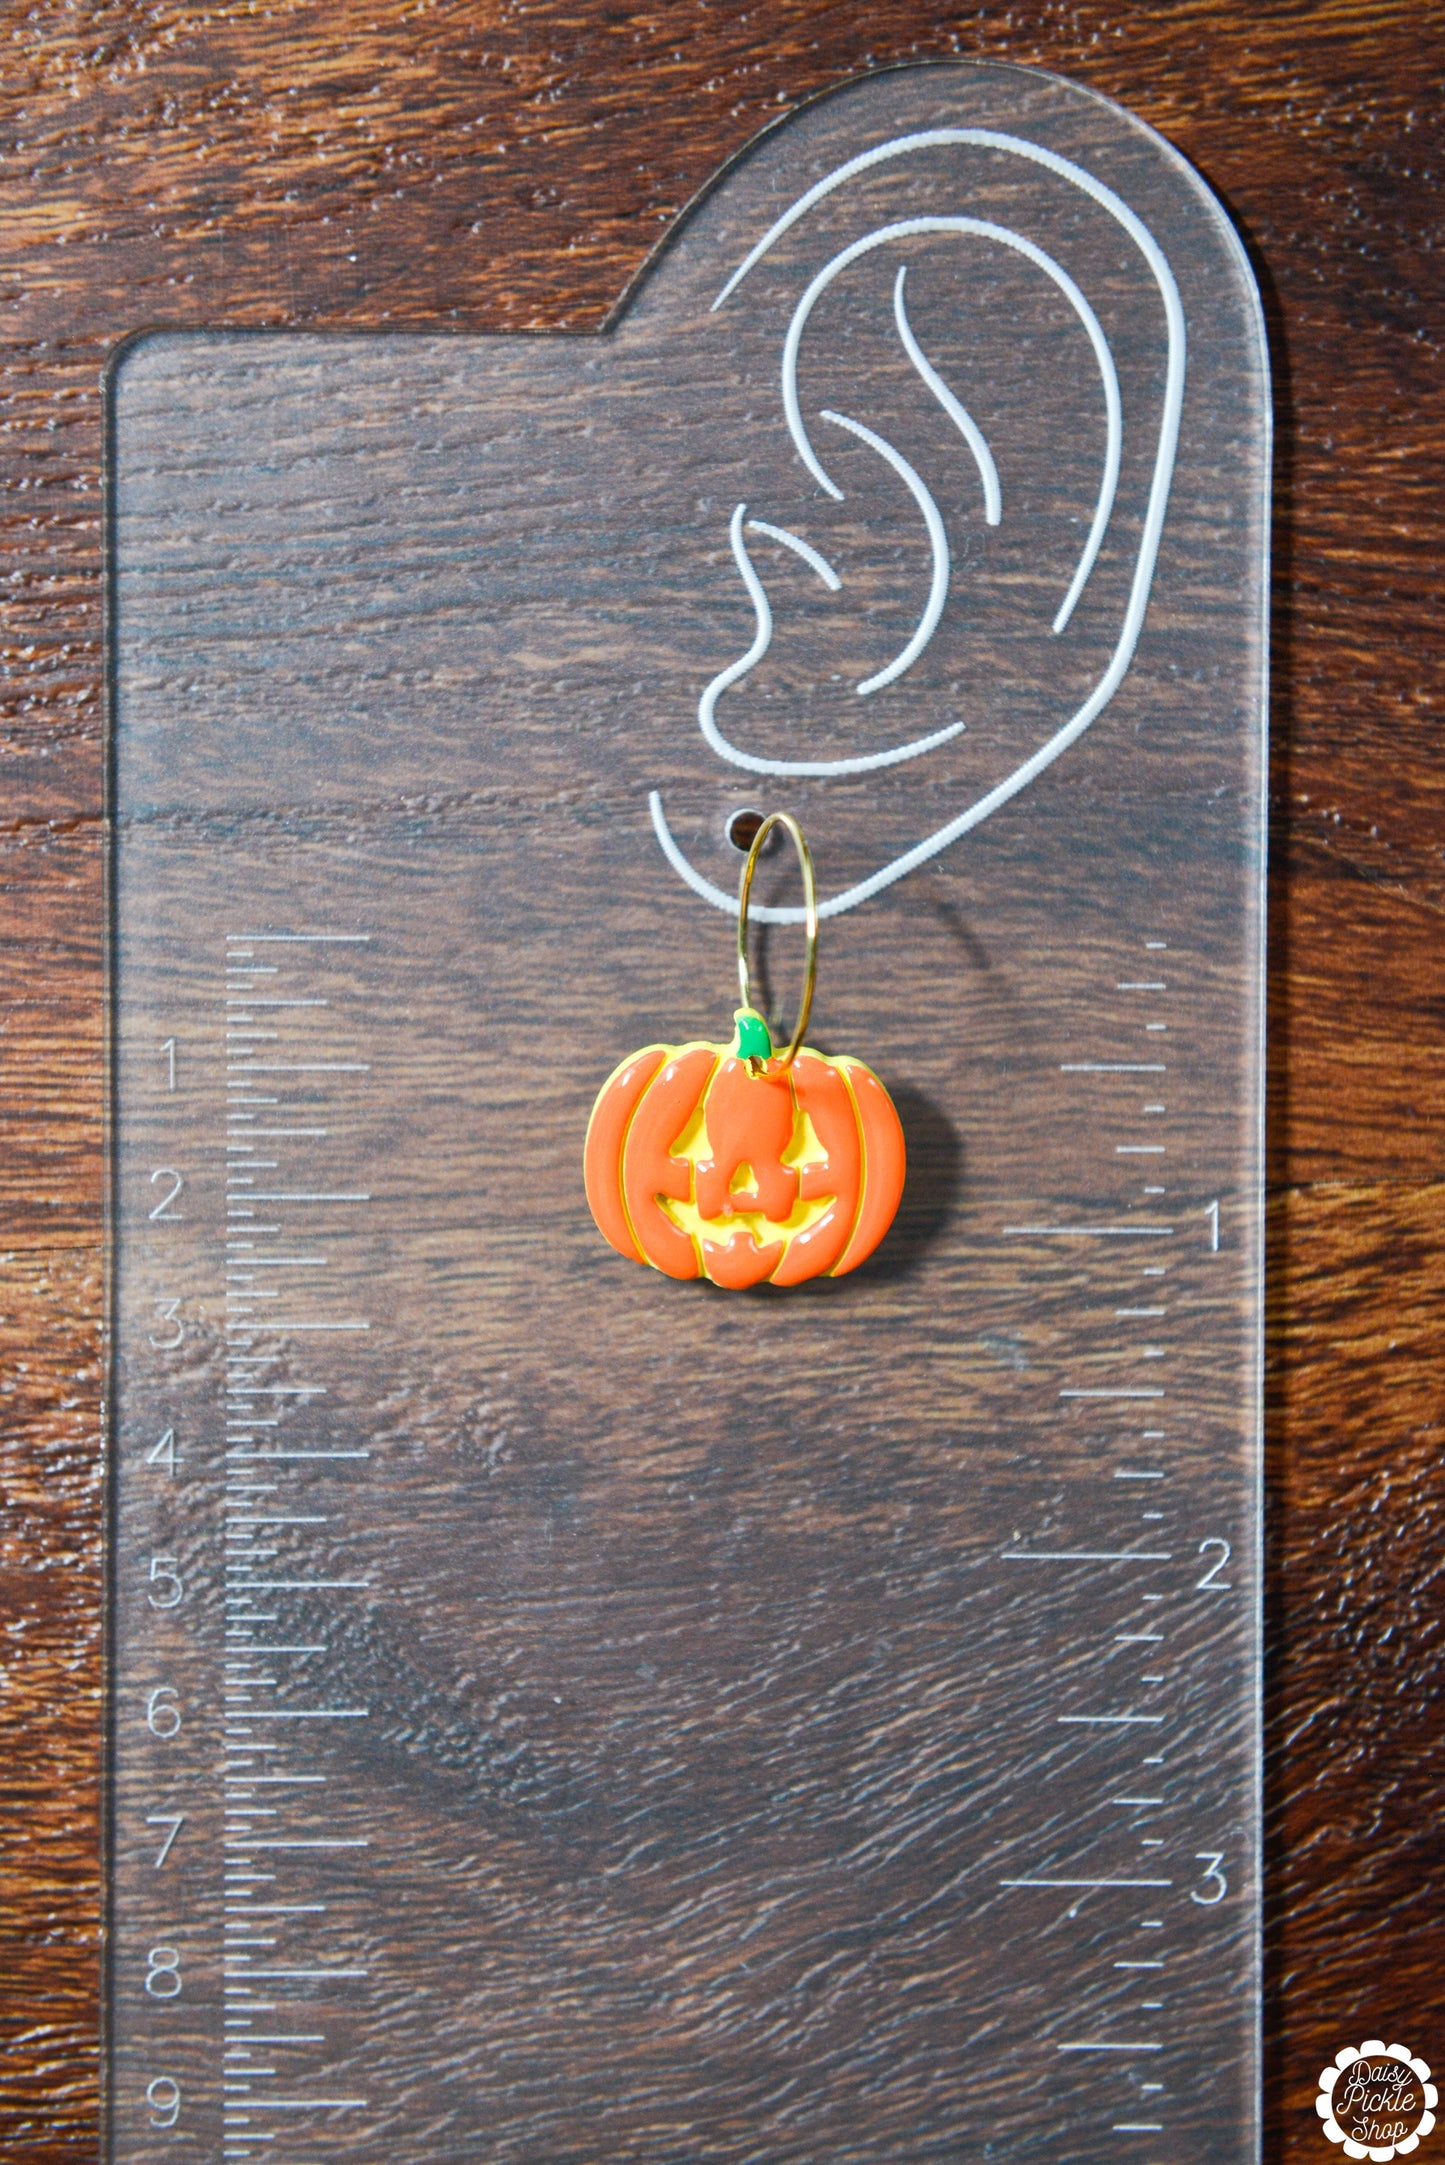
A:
146;1812;184;1868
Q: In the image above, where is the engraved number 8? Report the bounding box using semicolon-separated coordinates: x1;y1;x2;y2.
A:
145;1946;182;1998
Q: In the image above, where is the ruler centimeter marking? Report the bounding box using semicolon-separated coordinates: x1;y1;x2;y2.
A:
988;935;1239;2143
115;915;1250;2162
219;930;375;2159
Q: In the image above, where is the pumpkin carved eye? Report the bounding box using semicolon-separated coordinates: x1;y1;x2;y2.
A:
584;1035;905;1287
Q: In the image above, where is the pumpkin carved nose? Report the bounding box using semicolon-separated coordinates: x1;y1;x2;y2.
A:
695;1057;797;1222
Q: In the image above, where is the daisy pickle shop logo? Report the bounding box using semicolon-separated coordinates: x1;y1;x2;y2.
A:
1317;2042;1437;2161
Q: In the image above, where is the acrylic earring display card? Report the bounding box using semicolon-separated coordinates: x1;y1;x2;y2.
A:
107;62;1269;2165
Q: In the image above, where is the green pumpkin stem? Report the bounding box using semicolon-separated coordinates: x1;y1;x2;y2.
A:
732;1006;773;1063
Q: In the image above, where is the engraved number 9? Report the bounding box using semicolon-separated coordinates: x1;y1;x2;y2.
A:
146;2075;180;2127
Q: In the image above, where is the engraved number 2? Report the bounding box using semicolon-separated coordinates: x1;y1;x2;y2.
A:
1196;1537;1233;1591
148;1170;184;1222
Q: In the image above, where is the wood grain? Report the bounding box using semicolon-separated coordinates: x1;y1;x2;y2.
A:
104;77;1270;2159
0;3;1441;2159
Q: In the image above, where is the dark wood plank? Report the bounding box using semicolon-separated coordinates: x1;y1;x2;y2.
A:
1270;836;1445;1184
0;825;103;1238
1264;1179;1445;2145
0;1249;104;2156
0;5;1440;2160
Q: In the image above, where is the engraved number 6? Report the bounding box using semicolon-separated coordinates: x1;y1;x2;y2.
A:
145;1687;181;1740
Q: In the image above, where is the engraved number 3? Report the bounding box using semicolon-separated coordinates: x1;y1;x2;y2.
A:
1192;1852;1227;1905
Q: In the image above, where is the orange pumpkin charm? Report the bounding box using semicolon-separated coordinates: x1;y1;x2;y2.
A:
584;1015;906;1287
584;809;906;1288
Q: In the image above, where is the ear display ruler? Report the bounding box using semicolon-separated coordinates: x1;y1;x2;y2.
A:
107;62;1268;2165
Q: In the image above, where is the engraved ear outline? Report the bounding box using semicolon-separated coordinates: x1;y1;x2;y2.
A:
652;125;1186;925
817;407;950;696
743;519;840;591
778;215;1121;635
893;265;1002;532
696;502;967;779
695;219;1114;774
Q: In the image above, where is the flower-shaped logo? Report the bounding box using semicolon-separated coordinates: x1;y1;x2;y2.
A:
1317;2042;1437;2160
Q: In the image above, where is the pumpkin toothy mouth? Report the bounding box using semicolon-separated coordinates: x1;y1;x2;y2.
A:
660;1192;842;1249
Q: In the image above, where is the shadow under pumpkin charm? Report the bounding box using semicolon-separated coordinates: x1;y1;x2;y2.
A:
584;813;906;1287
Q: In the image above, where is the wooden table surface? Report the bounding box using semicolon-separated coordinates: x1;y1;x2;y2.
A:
0;3;1439;2158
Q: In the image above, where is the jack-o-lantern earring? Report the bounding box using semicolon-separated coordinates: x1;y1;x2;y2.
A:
584;812;906;1288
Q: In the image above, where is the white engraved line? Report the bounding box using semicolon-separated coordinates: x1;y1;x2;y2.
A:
655;127;1185;924
893;264;1001;527
702;504;772;742
778;218;1118;639
744;518;841;590
695;503;965;780
714;124;1171;316
819;409;949;692
1057;2041;1163;2055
